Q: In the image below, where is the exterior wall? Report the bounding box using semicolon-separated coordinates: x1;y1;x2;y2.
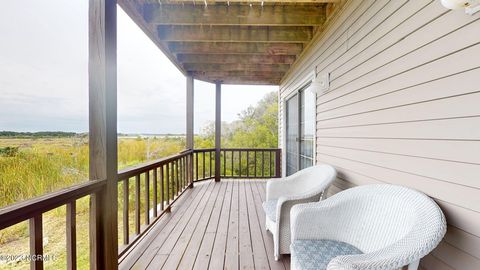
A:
279;0;480;269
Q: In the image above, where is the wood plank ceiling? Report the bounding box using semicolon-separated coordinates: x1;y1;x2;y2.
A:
118;0;340;85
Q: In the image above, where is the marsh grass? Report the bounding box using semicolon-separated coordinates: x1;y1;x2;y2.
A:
0;136;184;269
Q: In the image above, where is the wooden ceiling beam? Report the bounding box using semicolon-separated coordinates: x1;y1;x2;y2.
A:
168;42;303;55
184;63;290;72
144;4;326;26
158;25;313;43
177;54;296;64
200;75;283;81
198;77;281;85
190;70;285;77
156;0;339;4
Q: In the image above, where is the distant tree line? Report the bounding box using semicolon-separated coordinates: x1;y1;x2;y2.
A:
0;131;83;138
195;91;278;148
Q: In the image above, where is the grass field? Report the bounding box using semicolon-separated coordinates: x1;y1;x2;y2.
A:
0;136;185;269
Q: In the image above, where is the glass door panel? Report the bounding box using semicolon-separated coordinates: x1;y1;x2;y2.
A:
286;94;299;176
300;89;315;169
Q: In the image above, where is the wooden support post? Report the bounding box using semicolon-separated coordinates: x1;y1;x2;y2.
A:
186;75;194;150
186;75;195;188
215;81;222;182
89;0;118;269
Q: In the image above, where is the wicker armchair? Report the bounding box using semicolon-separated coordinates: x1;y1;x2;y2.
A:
262;164;337;260
290;184;447;270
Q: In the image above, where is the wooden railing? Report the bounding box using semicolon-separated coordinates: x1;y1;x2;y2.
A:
0;180;106;270
0;147;280;269
193;148;281;181
117;149;193;255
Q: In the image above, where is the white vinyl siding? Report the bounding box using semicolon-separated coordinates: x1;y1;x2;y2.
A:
279;1;480;269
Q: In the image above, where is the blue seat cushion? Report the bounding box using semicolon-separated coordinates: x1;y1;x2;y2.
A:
262;199;278;222
291;239;363;270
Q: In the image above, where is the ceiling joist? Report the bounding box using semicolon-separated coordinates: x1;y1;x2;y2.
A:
168;42;303;55
144;4;326;26
190;70;285;77
151;0;339;4
157;25;313;42
177;54;296;64
184;63;290;72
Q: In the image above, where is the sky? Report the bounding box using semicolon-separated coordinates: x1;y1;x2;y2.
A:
0;0;277;134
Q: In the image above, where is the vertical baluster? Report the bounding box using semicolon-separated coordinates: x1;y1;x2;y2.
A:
246;151;250;178
195;152;198;181
202;152;206;180
135;175;141;235
177;159;180;193
160;165;165;211
123;179;129;245
275;149;281;178
171;161;176;200
189;153;194;187
209;151;213;178
183;157;187;189
223;150;226;176
145;171;150;225
253;151;257;177
176;159;180;196
29;215;43;270
262;151;265;178
270;151;273;177
231;150;234;177
66;201;76;270
239;151;242;178
179;157;183;190
166;163;170;208
183;156;187;189
153;168;158;218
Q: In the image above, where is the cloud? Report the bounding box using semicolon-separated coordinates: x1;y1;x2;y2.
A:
0;1;277;134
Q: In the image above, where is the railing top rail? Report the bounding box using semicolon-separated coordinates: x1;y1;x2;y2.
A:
118;149;193;180
192;148;215;152
220;148;281;151
193;148;281;152
0;179;106;230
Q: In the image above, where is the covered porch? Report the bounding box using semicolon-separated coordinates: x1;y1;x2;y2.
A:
1;0;478;269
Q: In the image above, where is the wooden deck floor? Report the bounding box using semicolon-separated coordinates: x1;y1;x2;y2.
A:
119;179;290;270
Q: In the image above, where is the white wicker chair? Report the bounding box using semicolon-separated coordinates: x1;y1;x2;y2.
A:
290;184;447;270
263;164;337;260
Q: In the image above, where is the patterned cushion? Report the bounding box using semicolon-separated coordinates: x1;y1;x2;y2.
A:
291;239;363;270
262;199;278;222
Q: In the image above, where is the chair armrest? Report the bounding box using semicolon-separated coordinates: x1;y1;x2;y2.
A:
266;177;300;201
266;165;336;201
275;192;326;225
327;233;444;270
290;202;340;242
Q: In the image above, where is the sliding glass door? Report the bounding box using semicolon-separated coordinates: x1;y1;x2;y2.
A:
285;86;315;176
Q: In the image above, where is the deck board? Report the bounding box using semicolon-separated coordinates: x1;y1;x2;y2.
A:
120;179;209;269
208;181;233;270
225;180;240;270
120;180;291;270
